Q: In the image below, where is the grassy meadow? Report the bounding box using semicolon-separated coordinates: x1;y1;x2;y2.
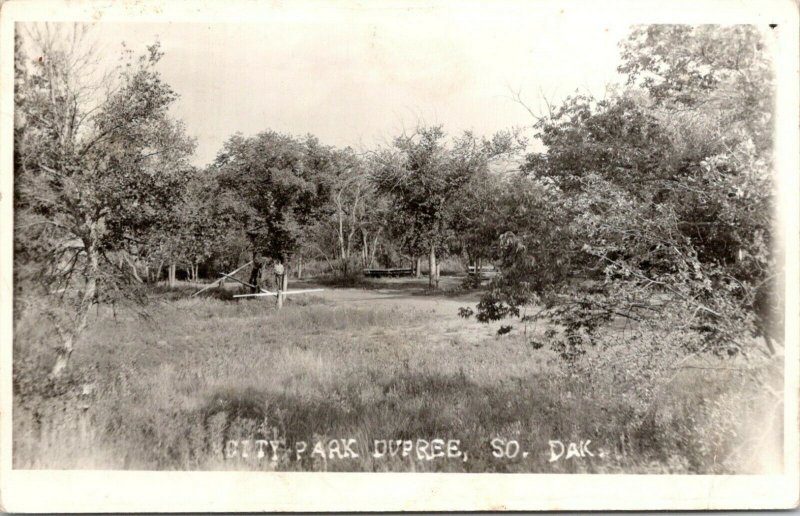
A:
13;278;784;473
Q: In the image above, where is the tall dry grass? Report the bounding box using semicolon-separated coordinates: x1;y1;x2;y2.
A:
13;288;783;472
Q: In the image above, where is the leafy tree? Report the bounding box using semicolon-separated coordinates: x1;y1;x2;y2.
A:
373;126;521;287
619;25;773;153
14;24;195;376
446;163;510;275
372;126;449;286
301;147;371;276
470;25;779;359
211;132;333;290
620;25;780;349
141;167;224;285
357;188;393;270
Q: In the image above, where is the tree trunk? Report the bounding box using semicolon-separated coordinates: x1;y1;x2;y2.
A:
277;267;288;309
340;237;351;276
361;232;369;269
168;262;177;287
338;212;348;276
415;257;422;278
369;235;379;268
124;253;143;283
429;245;437;288
249;260;263;294
297;256;303;279
51;244;98;377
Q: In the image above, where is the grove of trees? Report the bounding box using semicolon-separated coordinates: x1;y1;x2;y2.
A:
14;23;782;376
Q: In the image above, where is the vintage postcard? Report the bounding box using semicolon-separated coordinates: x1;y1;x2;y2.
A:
0;0;798;511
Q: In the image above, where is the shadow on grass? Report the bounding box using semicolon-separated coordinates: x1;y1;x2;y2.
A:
302;275;427;291
188;370;620;472
296;275;483;300
148;282;238;301
14;361;778;474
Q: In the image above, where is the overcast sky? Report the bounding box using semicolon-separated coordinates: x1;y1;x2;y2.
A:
26;7;632;166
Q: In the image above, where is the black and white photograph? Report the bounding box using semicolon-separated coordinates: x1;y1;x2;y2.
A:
1;0;798;511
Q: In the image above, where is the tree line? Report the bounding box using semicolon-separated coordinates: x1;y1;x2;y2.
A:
14;23;781;376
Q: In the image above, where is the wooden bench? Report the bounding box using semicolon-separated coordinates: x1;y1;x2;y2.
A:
363;268;414;277
467;265;498;276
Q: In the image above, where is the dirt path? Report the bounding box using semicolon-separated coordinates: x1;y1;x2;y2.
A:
281;276;526;346
314;288;481;315
294;276;483;317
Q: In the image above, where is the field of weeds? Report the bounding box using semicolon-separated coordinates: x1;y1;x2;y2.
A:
13;281;784;473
